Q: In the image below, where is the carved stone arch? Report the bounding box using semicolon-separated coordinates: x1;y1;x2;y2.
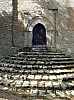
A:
28;16;47;31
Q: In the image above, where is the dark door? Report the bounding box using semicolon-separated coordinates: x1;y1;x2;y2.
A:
32;23;47;47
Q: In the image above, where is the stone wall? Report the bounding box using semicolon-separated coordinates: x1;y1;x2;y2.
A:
56;7;74;57
0;10;12;58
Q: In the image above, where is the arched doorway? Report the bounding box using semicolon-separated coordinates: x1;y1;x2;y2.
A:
32;23;47;47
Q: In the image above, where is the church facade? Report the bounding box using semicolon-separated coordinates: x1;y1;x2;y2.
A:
0;0;74;57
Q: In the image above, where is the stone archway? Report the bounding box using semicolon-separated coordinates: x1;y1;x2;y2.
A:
32;23;47;48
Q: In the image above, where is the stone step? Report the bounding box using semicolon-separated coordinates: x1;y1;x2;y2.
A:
0;76;74;91
4;57;74;62
18;51;65;55
1;63;74;69
0;72;73;80
0;49;74;98
3;59;74;65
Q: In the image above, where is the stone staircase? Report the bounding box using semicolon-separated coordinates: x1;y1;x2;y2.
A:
0;48;74;100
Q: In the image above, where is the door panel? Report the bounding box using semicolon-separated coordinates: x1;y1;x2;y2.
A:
32;23;47;46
